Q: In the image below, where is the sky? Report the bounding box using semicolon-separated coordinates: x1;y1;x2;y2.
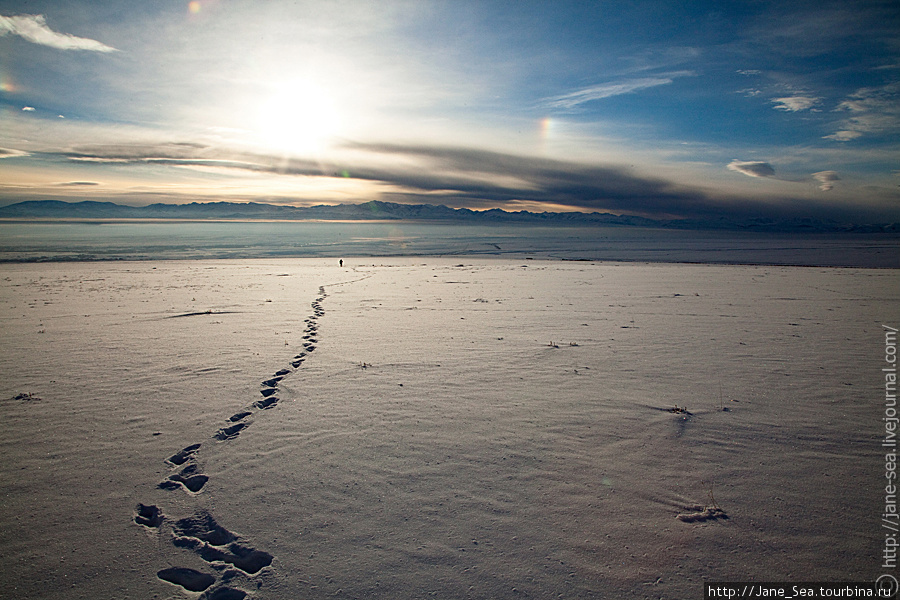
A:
0;0;899;223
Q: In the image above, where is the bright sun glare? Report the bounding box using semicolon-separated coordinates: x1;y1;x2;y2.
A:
255;81;341;155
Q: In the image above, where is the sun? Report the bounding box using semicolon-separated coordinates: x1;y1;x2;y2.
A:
255;80;341;155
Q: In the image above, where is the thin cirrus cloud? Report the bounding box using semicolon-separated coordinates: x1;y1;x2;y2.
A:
0;148;30;159
771;96;820;112
0;14;117;52
825;82;900;141
727;160;776;178
546;72;693;110
55;181;100;187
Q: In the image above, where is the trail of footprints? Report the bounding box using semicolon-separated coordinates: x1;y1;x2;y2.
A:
135;287;328;599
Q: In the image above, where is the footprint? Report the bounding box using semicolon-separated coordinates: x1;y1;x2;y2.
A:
254;396;278;410
173;510;273;575
676;506;728;523
157;566;216;592
194;542;274;574
203;587;247;600
215;422;248;441
160;464;209;493
134;503;163;528
168;443;201;466
138;284;332;589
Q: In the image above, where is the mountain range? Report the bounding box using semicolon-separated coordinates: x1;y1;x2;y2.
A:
0;200;897;233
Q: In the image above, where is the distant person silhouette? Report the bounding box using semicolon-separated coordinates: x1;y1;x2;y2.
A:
339;259;343;267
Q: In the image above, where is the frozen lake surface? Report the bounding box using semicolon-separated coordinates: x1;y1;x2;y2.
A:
1;220;898;267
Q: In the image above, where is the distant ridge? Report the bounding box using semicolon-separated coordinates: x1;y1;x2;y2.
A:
0;199;896;233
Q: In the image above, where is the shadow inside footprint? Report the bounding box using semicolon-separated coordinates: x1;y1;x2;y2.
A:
676;506;728;523
215;422;248;441
203;587;247;600
134;503;163;528
260;387;277;398
173;511;273;575
194;542;274;574
173;510;236;545
168;443;201;466
254;396;278;410
161;464;209;493
229;411;252;422
157;567;215;592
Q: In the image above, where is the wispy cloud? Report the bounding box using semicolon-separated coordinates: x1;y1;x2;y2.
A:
546;72;693;110
727;160;776;178
812;170;839;191
48;140;879;221
55;181;100;187
772;96;820;112
0;148;30;159
0;14;117;52
825;82;900;141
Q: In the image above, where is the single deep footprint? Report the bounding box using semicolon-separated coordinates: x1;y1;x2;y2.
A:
173;510;273;575
173;510;235;545
157;566;216;592
134;503;163;528
254;396;278;410
229;411;252;422
160;463;209;493
676;506;728;523
168;443;201;466
260;387;277;398
215;422;248;441
203;587;247;600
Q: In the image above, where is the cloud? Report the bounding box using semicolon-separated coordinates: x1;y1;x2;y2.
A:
0;148;30;159
0;14;117;52
826;82;900;141
546;72;692;109
55;181;100;187
727;160;776;178
772;96;820;112
824;130;864;142
51;140;888;222
22;106;35;111
812;171;840;191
